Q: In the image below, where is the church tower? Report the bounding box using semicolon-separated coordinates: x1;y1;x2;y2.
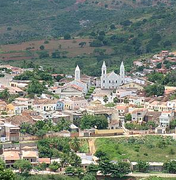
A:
101;61;107;89
75;65;80;81
101;61;107;76
120;61;125;84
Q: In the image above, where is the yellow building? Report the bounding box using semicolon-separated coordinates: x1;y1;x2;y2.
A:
6;104;14;115
95;129;124;136
122;82;144;91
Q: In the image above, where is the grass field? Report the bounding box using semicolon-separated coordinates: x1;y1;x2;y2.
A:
95;136;176;162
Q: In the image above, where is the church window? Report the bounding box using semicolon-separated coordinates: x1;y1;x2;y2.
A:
103;80;105;83
116;80;117;83
103;70;105;74
109;80;111;83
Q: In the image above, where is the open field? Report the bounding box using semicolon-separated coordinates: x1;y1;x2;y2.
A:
95;136;176;162
0;38;112;59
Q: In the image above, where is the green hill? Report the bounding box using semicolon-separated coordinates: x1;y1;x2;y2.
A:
1;0;176;74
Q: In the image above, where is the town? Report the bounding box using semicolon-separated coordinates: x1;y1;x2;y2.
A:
0;50;176;179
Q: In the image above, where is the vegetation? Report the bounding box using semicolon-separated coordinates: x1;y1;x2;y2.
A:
136;160;149;172
125;121;157;130
95;136;176;162
0;89;19;103
0;159;15;180
163;161;176;173
20;119;71;136
37;137;88;159
144;84;165;97
15;174;80;180
2;1;176;75
79;114;108;130
148;71;176;87
14;159;32;175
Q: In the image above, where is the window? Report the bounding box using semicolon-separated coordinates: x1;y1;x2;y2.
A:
109;80;111;83
103;80;105;83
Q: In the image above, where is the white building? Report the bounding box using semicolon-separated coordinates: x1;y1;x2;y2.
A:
66;65;89;94
159;111;174;127
100;61;125;90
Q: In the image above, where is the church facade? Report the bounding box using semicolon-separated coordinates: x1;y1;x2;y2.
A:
100;61;125;90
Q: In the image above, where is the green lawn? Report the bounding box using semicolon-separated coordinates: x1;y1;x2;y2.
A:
95;136;176;162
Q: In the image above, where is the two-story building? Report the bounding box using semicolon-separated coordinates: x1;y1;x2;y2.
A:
159;111;175;127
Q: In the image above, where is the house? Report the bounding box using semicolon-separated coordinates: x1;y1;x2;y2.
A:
7;102;28;115
159;111;174;127
0;100;7;112
144;111;161;123
8;87;24;95
128;96;146;106
167;99;176;110
14;97;33;108
116;89;137;98
56;100;65;111
146;101;169;112
0;122;20;142
131;162;163;172
3;151;20;167
131;108;148;122
59;85;84;98
64;97;88;110
121;82;144;91
33;99;57;112
22;110;44;121
21;150;38;165
116;105;129;122
10;80;30;88
133;61;143;67
76;153;98;169
38;158;51;166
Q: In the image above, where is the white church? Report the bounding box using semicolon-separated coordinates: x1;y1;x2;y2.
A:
100;61;125;90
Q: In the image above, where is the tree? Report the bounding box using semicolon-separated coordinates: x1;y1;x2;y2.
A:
70;137;80;152
35;129;47;138
82;173;96;180
163;161;176;173
0;159;15;180
64;34;71;40
145;84;165;97
110;24;116;30
27;80;45;95
125;113;132;122
49;161;61;172
40;45;45;50
110;161;131;178
79;42;86;48
68;152;82;167
55;75;63;82
98;158;112;176
80;115;108;130
52;50;60;58
170;120;176;129
86;164;99;175
65;166;75;175
14;159;32;175
0;89;10;101
103;95;108;103
136;160;149;172
94;150;107;159
113;97;119;103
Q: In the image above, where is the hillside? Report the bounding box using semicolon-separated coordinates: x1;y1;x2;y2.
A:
1;0;176;75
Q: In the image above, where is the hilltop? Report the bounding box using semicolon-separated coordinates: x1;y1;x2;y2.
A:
1;0;176;74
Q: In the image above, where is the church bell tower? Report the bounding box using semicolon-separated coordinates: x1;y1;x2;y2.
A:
120;61;125;84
